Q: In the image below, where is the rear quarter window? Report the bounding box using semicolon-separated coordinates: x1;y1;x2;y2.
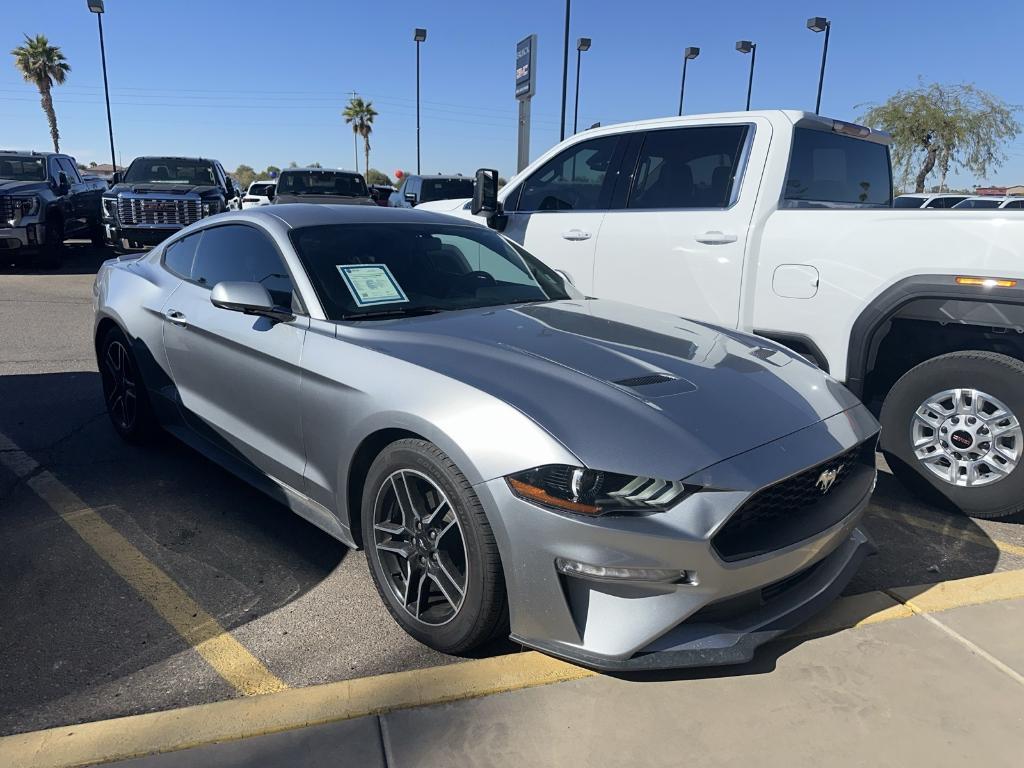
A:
784;128;892;208
163;233;201;279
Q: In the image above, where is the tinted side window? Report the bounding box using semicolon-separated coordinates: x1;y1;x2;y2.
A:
57;157;81;183
784;128;892;207
1003;199;1024;209
517;135;619;212
192;225;294;306
628;126;749;209
163;233;201;278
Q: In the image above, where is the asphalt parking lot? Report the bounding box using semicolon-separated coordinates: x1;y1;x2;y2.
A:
2;241;1023;739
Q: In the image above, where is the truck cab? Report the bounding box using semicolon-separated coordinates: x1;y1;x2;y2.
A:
461;110;1024;520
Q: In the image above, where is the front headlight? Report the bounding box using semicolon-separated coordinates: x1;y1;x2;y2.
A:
201;200;223;216
506;465;693;516
11;196;40;217
101;197;118;219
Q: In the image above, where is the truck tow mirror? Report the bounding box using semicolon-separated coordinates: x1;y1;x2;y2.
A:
112;171;123;184
472;168;499;215
56;171;70;195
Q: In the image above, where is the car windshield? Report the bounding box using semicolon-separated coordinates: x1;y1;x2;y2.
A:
124;158;216;185
278;170;368;197
248;183;275;196
419;178;475;203
0;155;47;181
954;198;1002;209
290;222;573;320
893;196;924;208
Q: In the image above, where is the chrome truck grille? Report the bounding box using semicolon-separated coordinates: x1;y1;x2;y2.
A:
0;196;11;222
116;197;202;227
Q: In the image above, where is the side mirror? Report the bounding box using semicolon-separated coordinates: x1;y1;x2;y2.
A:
210;281;294;323
111;171;123;185
404;192;417;204
472;168;499;215
266;186;276;200
57;171;70;195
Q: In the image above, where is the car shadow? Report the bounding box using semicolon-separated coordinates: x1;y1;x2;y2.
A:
0;240;118;276
0;370;348;730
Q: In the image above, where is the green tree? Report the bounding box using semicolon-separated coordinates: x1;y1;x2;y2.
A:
365;168;392;186
287;161;298;168
233;164;257;189
307;161;323;168
263;165;281;179
343;96;378;177
860;82;1021;193
11;34;70;152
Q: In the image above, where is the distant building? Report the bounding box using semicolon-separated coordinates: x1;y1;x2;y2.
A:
975;186;1008;196
1007;185;1024;197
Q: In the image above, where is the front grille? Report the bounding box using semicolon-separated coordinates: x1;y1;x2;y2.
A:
712;440;876;562
0;196;11;222
116;197;202;227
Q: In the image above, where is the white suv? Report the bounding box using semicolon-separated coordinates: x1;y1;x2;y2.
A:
241;180;277;209
953;196;1024;210
894;193;970;209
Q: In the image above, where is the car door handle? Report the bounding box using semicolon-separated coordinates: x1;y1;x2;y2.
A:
695;231;738;245
164;309;188;327
561;228;592;241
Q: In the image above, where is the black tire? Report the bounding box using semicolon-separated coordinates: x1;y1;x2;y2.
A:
880;351;1024;520
89;219;106;248
361;438;508;654
39;215;64;269
99;326;159;444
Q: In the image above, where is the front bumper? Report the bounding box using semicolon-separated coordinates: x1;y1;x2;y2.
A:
104;223;182;249
0;223;42;253
475;403;879;670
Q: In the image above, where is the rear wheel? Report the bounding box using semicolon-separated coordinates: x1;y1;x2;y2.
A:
361;439;508;654
880;351;1024;520
99;326;159;443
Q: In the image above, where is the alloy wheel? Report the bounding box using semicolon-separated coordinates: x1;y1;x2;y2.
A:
103;340;137;432
372;469;469;626
911;387;1021;487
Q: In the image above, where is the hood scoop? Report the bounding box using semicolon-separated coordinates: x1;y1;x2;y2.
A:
613;372;696;398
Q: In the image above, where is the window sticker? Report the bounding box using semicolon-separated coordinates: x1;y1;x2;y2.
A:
336;264;409;307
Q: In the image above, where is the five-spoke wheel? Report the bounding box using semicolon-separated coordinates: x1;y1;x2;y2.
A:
99;326;157;443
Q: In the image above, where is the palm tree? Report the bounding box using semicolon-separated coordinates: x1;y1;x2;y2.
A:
11;35;70;152
343;96;378;177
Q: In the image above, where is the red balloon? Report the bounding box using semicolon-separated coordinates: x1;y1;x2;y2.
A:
395;169;404;179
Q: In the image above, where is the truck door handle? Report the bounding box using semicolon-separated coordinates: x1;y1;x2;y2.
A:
561;228;592;241
695;231;738;245
164;309;188;327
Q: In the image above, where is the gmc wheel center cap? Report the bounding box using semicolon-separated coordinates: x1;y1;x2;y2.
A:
950;430;974;449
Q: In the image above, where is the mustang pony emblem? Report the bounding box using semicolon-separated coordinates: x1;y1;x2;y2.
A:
816;465;844;494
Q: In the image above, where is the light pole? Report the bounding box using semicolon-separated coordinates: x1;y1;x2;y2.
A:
87;0;117;176
678;47;699;116
807;17;831;115
736;40;757;111
413;27;427;174
573;37;590;134
559;0;571;141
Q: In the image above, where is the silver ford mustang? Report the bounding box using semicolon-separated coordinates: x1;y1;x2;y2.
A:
93;204;879;670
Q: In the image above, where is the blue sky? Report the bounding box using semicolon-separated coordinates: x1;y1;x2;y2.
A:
4;0;1023;187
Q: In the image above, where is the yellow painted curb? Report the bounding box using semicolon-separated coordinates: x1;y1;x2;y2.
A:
0;651;594;768
889;568;1024;614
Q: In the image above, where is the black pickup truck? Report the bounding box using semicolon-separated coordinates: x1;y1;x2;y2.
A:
0;150;106;268
101;156;240;249
273;167;376;205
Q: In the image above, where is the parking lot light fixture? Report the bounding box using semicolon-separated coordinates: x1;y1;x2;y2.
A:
735;40;756;111
678;46;700;116
573;37;591;135
807;17;831;115
87;0;117;178
414;28;427;174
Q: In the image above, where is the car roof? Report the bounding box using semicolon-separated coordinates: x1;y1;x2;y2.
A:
280;167;361;174
410;174;470;180
242;203;472;229
0;149;61;158
960;195;1013;202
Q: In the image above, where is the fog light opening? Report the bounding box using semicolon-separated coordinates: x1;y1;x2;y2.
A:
555;558;698;585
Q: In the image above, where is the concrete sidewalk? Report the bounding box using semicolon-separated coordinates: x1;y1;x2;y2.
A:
100;595;1024;768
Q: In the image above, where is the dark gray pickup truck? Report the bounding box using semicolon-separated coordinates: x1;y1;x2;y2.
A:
273;167;376;205
0;150;106;268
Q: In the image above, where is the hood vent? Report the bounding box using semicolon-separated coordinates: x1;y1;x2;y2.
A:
615;373;676;387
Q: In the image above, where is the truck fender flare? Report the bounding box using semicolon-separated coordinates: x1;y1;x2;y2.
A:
845;274;1024;398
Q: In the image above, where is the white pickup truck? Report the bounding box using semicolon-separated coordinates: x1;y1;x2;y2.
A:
425;110;1024;520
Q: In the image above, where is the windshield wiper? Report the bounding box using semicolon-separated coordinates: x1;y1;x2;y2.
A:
340;306;448;320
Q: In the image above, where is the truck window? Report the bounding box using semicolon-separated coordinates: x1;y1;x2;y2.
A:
784;128;892;207
1003;199;1024;209
893;196;924;209
57;157;81;183
516;135;619;212
628;125;749;209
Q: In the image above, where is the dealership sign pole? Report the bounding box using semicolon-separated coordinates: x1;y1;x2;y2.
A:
516;34;537;173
